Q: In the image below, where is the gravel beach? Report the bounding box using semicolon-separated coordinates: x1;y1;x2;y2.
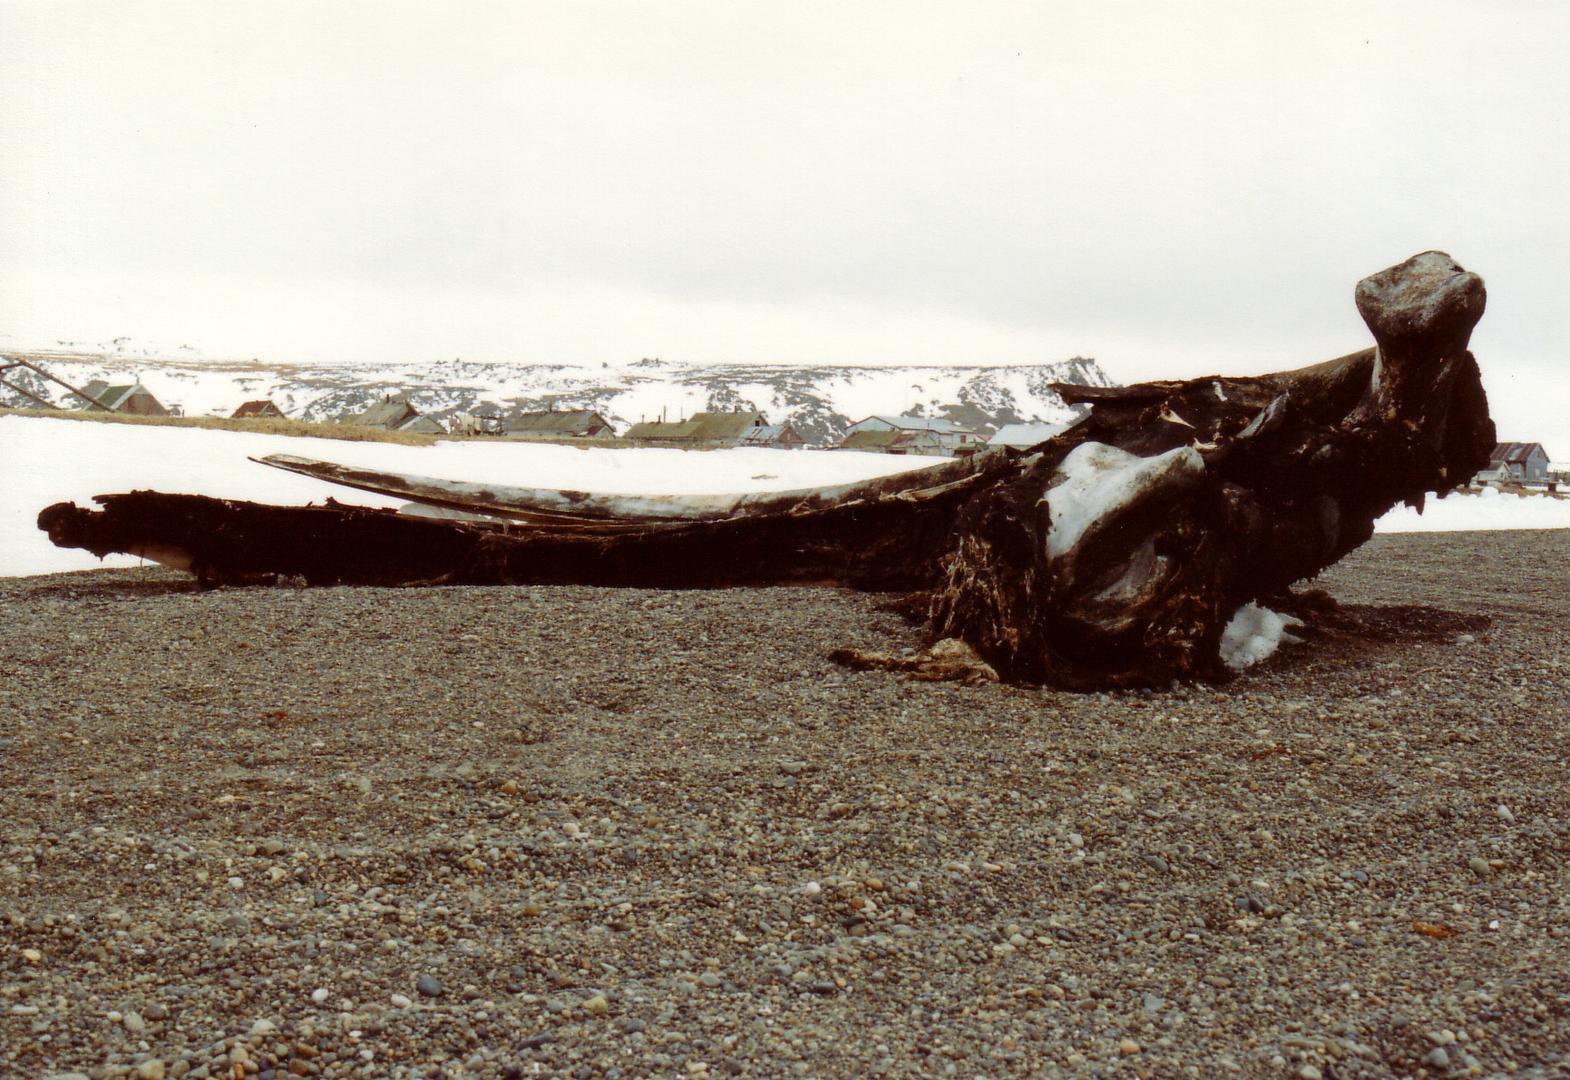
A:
3;530;1568;1079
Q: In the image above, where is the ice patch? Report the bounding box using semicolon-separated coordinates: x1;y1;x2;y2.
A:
1220;603;1302;671
1042;442;1204;559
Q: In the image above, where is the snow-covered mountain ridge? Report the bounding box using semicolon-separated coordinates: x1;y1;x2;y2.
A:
0;348;1115;445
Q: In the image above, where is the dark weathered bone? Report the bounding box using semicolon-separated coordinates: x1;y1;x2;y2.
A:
37;252;1495;688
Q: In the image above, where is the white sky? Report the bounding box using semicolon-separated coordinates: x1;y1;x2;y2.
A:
2;1;1567;452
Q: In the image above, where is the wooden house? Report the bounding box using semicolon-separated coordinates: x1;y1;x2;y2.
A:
73;379;169;416
231;399;285;419
503;408;616;438
843;415;982;455
625;410;772;448
1475;442;1551;485
397;414;446;434
836;428;946;456
737;422;806;449
343;396;420;429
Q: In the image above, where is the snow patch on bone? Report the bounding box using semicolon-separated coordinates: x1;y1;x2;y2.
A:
1237;395;1287;440
1220;603;1303;671
1043;442;1205;560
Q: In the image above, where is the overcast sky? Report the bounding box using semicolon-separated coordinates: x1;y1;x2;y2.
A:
2;1;1566;450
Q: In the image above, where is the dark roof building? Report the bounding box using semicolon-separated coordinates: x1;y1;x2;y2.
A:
397;414;446;434
73;379;169;416
843;414;982;455
836;428;946;455
737;422;807;449
343;396;420;429
503;409;616;438
625;410;771;447
624;418;691;440
231;399;285;419
1480;441;1551;484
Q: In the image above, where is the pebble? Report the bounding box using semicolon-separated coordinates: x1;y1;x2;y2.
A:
1497;804;1515;824
1298;1066;1322;1080
7;542;1569;1079
1423;1046;1450;1069
1468;856;1494;878
133;1060;167;1080
249;1018;276;1036
123;1010;147;1033
417;974;445;997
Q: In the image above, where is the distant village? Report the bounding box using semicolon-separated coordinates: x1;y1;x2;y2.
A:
4;362;1563;486
29;372;1079;458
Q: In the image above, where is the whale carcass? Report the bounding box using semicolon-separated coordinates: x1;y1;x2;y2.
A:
37;252;1495;688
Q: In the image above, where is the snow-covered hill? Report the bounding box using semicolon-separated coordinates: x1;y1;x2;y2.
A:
0;347;1114;445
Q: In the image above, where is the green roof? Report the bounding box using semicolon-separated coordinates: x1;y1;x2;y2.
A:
505;409;609;434
626;411;765;441
625;419;695;439
684;412;765;440
77;382;139;410
839;429;904;449
346;398;418;427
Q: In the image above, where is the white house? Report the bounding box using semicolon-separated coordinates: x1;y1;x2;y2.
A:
842;415;982;456
1475;442;1551;486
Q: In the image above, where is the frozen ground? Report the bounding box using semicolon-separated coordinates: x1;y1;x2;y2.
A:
4;414;1568;577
